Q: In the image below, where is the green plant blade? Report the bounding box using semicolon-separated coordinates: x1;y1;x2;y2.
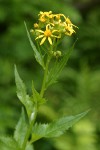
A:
26;143;34;150
31;123;49;142
32;81;46;105
0;136;19;149
24;22;45;69
14;108;28;147
14;65;34;118
14;65;27;104
31;110;89;142
45;110;89;138
46;42;76;88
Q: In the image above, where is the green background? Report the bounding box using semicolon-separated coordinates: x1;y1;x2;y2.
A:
0;0;100;149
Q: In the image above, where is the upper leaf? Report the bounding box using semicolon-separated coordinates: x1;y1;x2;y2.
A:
46;42;76;88
31;110;89;142
14;108;28;147
24;22;45;69
32;81;46;105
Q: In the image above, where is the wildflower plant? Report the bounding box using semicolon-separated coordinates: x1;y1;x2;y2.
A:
0;11;89;150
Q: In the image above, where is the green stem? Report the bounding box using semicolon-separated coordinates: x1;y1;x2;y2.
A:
21;106;37;150
40;55;50;98
21;55;51;150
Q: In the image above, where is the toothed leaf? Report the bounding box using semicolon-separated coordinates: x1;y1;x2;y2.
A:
0;136;19;149
45;110;89;137
31;123;48;142
14;65;34;118
14;108;28;147
31;110;89;142
15;65;26;103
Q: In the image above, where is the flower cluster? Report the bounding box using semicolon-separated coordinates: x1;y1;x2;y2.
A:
31;11;78;45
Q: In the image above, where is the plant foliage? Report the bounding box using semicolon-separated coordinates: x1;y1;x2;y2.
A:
31;110;89;142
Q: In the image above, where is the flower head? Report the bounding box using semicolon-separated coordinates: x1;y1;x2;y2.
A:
38;11;53;23
35;24;60;45
31;11;78;45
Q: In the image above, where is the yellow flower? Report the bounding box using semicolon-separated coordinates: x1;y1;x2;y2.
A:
35;24;60;45
64;18;78;36
31;11;78;46
65;24;75;36
39;16;46;23
65;17;72;24
39;11;53;23
34;23;39;28
39;11;52;18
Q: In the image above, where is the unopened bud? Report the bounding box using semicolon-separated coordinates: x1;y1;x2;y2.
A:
30;29;34;33
34;23;39;28
53;51;62;58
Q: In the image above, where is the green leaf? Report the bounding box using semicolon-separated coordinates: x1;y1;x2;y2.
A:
14;65;26;104
31;110;89;142
26;143;34;150
45;110;89;138
46;42;76;88
14;108;28;147
32;81;46;105
14;65;34;118
31;123;49;142
24;22;45;69
0;136;19;149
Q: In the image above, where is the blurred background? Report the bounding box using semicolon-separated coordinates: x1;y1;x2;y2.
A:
0;0;100;149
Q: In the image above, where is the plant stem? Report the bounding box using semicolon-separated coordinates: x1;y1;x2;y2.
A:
22;55;50;150
22;106;37;150
40;55;50;98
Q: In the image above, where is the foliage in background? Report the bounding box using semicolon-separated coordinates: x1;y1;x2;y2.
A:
0;0;100;149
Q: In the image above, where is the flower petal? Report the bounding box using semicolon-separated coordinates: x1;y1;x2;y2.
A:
48;37;52;45
40;37;46;45
35;35;44;40
35;29;44;33
51;34;61;38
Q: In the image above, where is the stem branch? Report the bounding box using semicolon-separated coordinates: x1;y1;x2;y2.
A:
40;55;50;98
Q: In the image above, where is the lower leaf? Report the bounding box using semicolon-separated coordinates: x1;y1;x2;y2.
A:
31;110;89;143
14;108;28;147
0;136;19;149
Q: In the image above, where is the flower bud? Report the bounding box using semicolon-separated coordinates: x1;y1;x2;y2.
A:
53;51;62;58
30;29;34;33
34;23;39;28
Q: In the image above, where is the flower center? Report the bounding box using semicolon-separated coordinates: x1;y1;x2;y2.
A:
44;30;52;37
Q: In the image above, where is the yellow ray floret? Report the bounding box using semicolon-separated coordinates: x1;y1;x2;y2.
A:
35;24;60;45
38;11;53;23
